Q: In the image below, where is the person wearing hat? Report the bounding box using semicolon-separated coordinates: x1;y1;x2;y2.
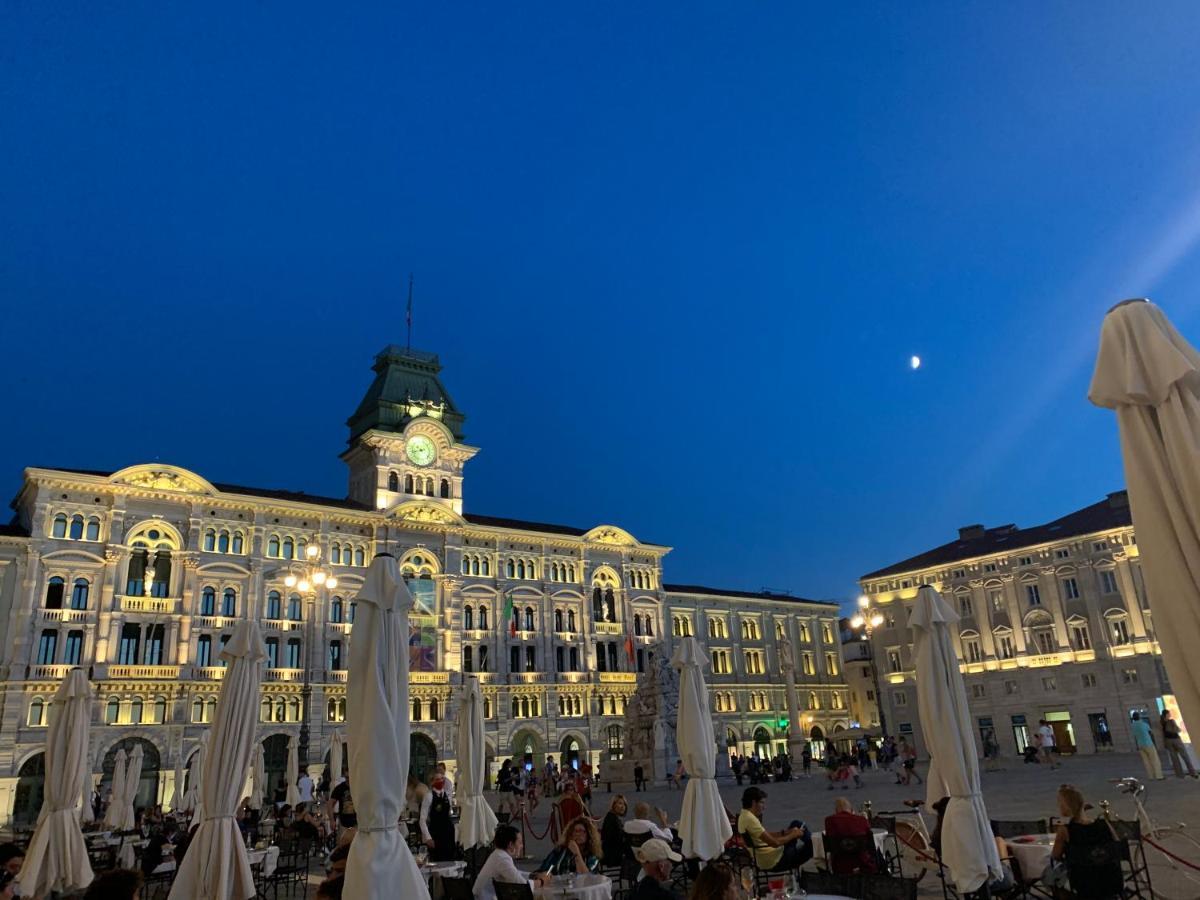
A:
420;772;458;861
631;838;682;900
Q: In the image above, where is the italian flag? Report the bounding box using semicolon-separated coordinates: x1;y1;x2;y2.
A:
504;590;516;637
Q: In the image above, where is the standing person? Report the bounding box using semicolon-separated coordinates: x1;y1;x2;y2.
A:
633;761;646;792
1037;720;1060;769
330;776;355;835
1160;710;1198;779
434;762;456;805
298;767;314;805
496;760;517;821
600;795;629;866
801;745;812;777
420;773;457;861
899;739;923;785
1131;712;1165;781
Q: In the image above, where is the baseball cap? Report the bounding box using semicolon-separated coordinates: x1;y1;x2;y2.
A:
635;839;681;864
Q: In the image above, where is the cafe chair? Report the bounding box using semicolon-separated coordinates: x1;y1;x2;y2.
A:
441;876;475;900
989;820;1049;840
493;881;535;900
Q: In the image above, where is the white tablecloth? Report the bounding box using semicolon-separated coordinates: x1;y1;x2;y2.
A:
151;844;279;877
533;873;613;900
810;827;889;861
1005;834;1054;881
420;861;467;883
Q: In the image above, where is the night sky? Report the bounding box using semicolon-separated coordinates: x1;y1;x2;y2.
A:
5;4;1200;605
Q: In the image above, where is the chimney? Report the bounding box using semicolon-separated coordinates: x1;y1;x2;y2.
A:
958;524;986;541
1107;490;1129;509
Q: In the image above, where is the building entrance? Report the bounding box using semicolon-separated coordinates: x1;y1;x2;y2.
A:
1044;710;1076;753
1088;712;1114;751
410;733;437;783
13;753;44;828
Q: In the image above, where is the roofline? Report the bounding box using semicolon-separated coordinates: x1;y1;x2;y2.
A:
663;583;838;607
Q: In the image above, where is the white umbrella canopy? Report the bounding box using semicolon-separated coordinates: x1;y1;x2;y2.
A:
104;749;127;830
79;747;95;825
330;732;345;788
181;732;208;814
16;669;94;896
122;745;144;828
910;585;1001;894
672;637;732;860
455;676;498;849
345;555;429;900
168;750;185;813
168;619;266;900
1090;298;1200;735
249;743;266;812
285;738;301;807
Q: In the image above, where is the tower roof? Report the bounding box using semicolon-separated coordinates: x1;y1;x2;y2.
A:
346;346;466;444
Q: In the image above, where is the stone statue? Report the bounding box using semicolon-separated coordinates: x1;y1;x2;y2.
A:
653;719;665;750
779;640;795;673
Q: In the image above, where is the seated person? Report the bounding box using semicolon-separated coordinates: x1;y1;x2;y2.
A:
823;797;878;875
736;787;812;872
540;816;602;875
290;802;321;841
631;838;682;900
624;801;675;843
1051;784;1123;899
473;824;550;900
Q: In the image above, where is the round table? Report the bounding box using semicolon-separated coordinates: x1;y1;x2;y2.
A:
533;873;613;900
810;827;890;860
1005;834;1055;881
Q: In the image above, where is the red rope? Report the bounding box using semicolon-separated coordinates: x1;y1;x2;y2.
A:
1144;834;1200;873
522;806;557;843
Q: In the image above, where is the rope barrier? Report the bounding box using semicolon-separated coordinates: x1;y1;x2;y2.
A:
1144;834;1200;873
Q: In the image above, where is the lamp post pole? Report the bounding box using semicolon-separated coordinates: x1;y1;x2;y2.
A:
851;596;888;738
281;538;337;771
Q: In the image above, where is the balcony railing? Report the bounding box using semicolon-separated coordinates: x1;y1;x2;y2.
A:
28;664;73;680
119;596;177;614
595;622;622;635
193;666;226;681
325;671;348;683
191;615;237;631
510;672;545;684
41;609;90;624
262;619;304;632
410;672;449;685
108;665;181;679
265;668;304;682
598;672;637;683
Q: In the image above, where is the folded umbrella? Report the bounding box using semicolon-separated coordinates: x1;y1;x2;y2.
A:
455;676;497;849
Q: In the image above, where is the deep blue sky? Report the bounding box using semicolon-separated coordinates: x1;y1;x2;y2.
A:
5;4;1200;605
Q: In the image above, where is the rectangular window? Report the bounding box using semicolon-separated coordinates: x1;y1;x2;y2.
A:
197;635;213;668
63;630;83;665
526;646;536;672
959;595;973;616
1055;548;1070;559
952;568;966;579
1042;676;1057;691
556;646;564;672
1122;668;1139;684
964;639;982;663
989;590;1004;611
118;625;140;666
1093;541;1109;552
825;652;839;676
984;563;997;573
264;638;277;668
480;645;489;672
887;648;902;672
37;630;58;665
285;639;301;669
1025;584;1041;606
1070;624;1091;650
329;640;343;671
1019;556;1033;567
513;646;523;673
866;690;875;701
971;683;986;699
1062;578;1080;600
1111;618;1131;645
1004;680;1019;695
568;647;578;671
997;634;1015;659
802;653;815;676
1082;673;1097;687
1099;570;1119;594
893;690;908;707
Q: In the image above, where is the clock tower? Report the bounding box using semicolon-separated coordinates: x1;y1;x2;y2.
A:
342;346;479;514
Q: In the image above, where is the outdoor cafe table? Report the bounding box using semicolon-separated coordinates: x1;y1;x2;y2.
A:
809;827;890;861
533;872;613;900
1005;834;1055;881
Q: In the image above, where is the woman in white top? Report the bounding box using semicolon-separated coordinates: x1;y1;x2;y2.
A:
472;824;550;900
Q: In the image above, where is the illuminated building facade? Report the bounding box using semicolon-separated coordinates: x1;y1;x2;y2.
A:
0;346;847;824
858;490;1174;756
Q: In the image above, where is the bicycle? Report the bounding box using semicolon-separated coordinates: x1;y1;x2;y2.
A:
1104;777;1200;900
862;799;936;885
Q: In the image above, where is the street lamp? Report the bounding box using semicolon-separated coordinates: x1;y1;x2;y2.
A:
849;595;888;738
280;539;337;768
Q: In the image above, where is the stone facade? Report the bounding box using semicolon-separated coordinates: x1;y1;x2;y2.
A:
0;346;848;824
858;491;1174;758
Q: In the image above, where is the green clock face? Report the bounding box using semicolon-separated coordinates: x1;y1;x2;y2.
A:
406;435;436;466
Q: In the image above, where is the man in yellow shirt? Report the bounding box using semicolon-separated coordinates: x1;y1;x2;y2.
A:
736;787;812;872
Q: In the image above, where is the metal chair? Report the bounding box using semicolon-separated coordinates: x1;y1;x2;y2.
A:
861;873;920;900
493;881;535;900
826;832;884;876
441;876;475;900
1107;818;1152;899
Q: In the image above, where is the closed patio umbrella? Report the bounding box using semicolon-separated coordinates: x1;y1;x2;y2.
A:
181;732;208;814
168;619;266;900
168;751;185;813
455;676;497;849
249;743;266;812
673;637;732;860
79;748;95;825
116;746;144;867
330;732;345;788
1090;298;1200;736
285;738;300;807
104;749;126;830
345;554;429;900
910;585;1001;894
16;668;94;896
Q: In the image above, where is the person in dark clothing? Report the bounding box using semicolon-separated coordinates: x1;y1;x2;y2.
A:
1052;784;1123;899
600;795;629;865
421;775;457;861
633;762;646;792
331;778;356;830
84;869;143;900
630;838;682;900
291;802;321;841
141;824;176;876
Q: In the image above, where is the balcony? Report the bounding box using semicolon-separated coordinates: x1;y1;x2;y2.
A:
119;596;177;615
325;671;347;683
328;622;353;634
1024;653;1062;669
598;672;637;684
28;664;73;680
410;672;449;685
193;667;226;681
41;609;90;625
510;672;545;684
192;615;237;631
265;668;304;682
262;618;304;633
595;622;622;636
108;665;181;679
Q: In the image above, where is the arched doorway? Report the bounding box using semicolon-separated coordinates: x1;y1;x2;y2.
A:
102;738;161;811
809;725;826;759
262;734;289;801
410;733;438;783
511;729;544;773
753;727;771;760
559;735;583;770
13;753;45;827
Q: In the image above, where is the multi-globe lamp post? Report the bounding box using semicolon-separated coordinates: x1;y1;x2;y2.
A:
282;539;337;768
850;595;888;738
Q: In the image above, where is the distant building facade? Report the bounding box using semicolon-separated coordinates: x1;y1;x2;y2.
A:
0;346;847;824
858;491;1172;758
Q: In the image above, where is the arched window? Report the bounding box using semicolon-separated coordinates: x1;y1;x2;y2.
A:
288;595;301;621
479;607;489;630
153;696;167;724
645;617;653;637
71;578;89;610
554;609;563;632
221;588;236;617
105;697;119;724
464;646;474;671
232;532;244;554
634;615;642;636
354;548;365;567
388;471;399;491
130;697;144;724
267;591;281;620
28;698;44;727
413;699;422;721
191;699;204;723
204;529;216;551
268;535;280;557
568;609;577;631
404;474;414;493
86;517;101;541
516;560;525;580
200;586;216;616
525;607;535;631
429;698;439;720
69;515;84;540
808;691;819;710
464;606;474;630
331;597;343;623
507;560;516;579
326;698;337;721
440;479;450;499
274;699;286;722
521;698;530;717
217;531;230;554
282;537;294;560
52;513;68;538
511;698;520;718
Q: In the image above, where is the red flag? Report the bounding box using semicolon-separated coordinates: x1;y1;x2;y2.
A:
625;632;635;664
